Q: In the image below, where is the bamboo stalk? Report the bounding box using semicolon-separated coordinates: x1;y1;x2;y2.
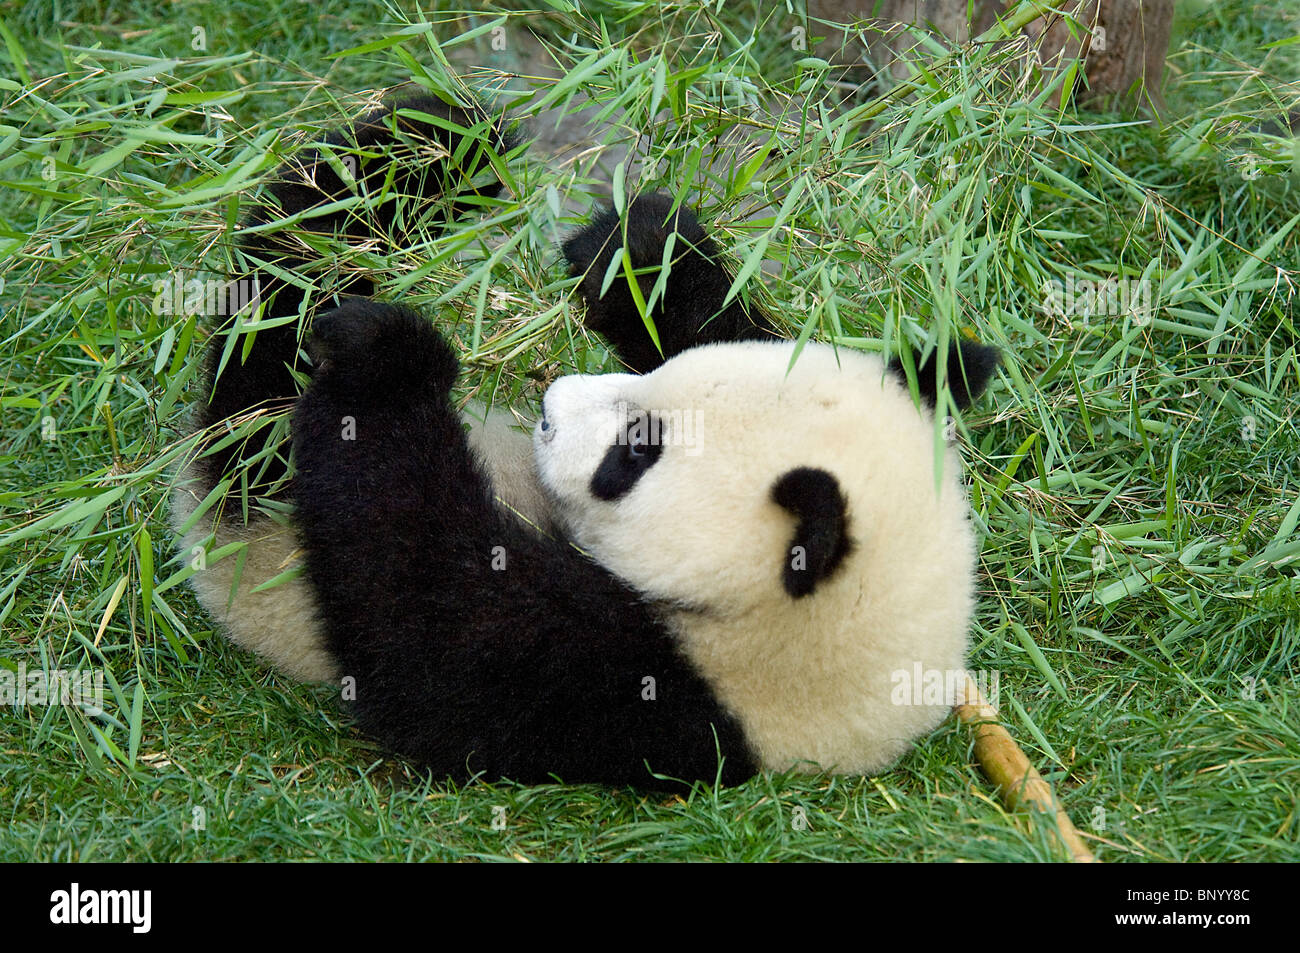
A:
955;672;1097;863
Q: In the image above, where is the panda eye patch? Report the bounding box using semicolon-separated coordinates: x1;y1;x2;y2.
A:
590;419;663;501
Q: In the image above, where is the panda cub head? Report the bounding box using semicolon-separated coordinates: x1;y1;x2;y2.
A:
535;336;996;774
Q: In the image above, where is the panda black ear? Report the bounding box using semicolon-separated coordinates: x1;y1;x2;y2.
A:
889;339;1000;412
771;468;853;599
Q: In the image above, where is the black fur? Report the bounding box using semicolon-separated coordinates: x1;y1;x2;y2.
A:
194;94;519;498
293;301;758;787
771;468;853;598
888;339;1000;413
562;193;775;372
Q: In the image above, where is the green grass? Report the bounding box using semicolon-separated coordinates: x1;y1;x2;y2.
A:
2;0;1298;862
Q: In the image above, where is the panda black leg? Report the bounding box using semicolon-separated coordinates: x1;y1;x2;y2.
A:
191;95;518;499
562;194;775;372
291;300;476;604
290;298;498;692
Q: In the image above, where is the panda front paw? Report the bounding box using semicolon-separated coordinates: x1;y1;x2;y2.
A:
308;299;459;399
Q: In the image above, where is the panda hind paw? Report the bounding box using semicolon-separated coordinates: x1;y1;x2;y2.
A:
308;299;459;398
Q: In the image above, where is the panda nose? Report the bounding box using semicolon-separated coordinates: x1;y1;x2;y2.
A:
540;416;550;432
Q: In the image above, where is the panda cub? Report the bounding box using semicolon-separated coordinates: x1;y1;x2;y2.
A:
174;93;998;788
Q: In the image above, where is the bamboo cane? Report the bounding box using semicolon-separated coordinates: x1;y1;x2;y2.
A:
954;672;1097;862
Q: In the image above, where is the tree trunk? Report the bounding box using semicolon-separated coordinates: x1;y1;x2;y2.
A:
809;0;1173;110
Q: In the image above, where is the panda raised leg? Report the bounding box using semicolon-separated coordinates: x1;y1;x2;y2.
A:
563;193;998;408
291;299;758;788
172;96;540;681
192;94;519;496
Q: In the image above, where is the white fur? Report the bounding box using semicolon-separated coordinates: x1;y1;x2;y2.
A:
172;402;550;682
170;476;333;681
535;341;977;774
